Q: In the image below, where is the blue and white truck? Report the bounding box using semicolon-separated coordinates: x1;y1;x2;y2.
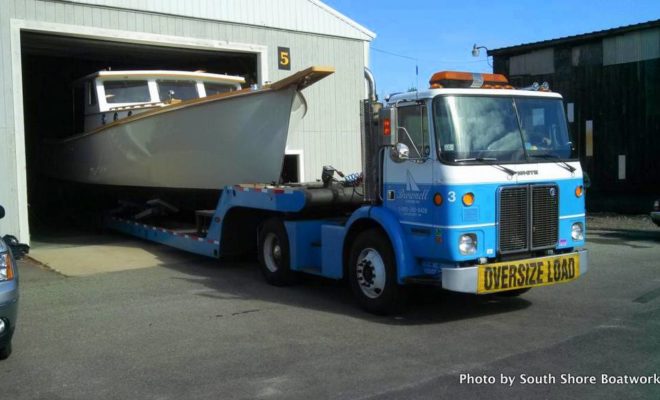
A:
107;69;588;314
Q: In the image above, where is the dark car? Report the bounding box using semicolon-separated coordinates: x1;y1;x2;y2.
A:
0;206;28;360
652;199;660;227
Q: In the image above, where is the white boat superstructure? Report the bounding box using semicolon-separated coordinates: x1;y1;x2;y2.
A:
43;66;334;190
76;70;245;133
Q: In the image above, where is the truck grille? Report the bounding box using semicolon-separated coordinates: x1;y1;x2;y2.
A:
499;187;529;253
531;185;559;249
498;185;558;254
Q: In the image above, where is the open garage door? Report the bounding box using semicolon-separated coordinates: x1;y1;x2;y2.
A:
20;31;259;234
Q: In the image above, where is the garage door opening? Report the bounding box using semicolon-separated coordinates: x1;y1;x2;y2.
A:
20;31;259;235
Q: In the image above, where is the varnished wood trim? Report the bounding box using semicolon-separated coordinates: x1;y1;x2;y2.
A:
269;66;335;90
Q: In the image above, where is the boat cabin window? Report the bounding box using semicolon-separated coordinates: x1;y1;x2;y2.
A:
157;79;199;101
204;82;237;96
104;80;150;104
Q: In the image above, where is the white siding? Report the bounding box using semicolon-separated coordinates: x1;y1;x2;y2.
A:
0;0;371;241
61;0;375;41
1;2;18;241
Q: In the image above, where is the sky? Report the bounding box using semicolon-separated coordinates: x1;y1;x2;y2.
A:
322;0;660;98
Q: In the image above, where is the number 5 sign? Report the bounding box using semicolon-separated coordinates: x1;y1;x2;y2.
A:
278;47;291;70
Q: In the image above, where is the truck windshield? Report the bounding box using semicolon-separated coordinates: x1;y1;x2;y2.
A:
433;95;575;163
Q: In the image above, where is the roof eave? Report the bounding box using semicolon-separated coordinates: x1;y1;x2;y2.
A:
311;0;376;40
488;18;660;57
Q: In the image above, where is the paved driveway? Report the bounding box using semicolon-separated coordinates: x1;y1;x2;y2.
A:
1;215;658;399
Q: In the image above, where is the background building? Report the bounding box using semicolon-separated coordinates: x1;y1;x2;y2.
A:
0;0;374;241
489;20;660;212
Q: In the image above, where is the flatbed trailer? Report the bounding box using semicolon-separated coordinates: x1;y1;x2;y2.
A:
106;68;589;314
106;182;364;280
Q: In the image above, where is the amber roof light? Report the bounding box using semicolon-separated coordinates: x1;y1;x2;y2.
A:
429;71;512;89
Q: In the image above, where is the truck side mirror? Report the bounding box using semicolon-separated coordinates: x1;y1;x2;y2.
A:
0;206;4;220
391;143;410;162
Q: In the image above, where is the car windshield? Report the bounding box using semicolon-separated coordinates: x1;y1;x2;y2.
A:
432;95;575;163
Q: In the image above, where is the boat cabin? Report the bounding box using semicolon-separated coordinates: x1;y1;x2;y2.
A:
73;70;245;133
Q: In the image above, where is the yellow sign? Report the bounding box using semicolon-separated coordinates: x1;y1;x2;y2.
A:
477;254;580;294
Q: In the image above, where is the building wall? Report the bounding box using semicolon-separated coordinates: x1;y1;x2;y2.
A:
0;0;369;239
492;29;660;204
62;0;374;41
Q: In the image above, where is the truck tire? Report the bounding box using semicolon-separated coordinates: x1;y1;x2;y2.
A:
348;229;405;315
0;342;12;360
258;218;296;286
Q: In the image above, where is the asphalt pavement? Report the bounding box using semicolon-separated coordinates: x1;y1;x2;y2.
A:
1;215;658;399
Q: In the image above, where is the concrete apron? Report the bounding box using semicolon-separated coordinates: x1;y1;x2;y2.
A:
29;233;201;277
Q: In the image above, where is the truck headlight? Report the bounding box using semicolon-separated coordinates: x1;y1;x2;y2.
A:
571;223;584;241
459;234;477;255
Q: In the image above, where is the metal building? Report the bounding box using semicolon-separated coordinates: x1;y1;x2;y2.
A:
0;0;375;241
489;20;660;212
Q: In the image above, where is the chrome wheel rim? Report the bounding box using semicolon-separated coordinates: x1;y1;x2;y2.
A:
263;233;281;273
356;248;386;299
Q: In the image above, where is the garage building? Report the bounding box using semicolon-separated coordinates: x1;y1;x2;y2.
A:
0;0;375;242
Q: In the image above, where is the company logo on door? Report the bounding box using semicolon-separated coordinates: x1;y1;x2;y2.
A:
398;170;430;200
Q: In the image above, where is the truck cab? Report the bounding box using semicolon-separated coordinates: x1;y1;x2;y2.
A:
376;71;587;296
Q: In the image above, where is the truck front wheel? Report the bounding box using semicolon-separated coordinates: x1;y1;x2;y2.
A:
349;229;405;315
258;217;296;286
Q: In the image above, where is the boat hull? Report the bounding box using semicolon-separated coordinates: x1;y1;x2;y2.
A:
44;87;301;190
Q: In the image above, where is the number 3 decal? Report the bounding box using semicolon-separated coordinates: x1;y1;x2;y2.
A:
448;191;456;202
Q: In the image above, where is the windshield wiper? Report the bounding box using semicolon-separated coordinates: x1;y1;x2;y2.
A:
528;154;576;173
454;157;516;177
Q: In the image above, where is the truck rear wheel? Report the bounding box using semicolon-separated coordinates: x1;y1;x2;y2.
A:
349;229;405;315
258;217;296;286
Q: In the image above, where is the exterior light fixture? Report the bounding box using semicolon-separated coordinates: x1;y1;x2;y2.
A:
471;44;488;57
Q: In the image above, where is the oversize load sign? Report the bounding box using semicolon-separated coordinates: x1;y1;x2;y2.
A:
477;254;579;294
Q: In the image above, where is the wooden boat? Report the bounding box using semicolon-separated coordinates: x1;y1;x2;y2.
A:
42;66;334;190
